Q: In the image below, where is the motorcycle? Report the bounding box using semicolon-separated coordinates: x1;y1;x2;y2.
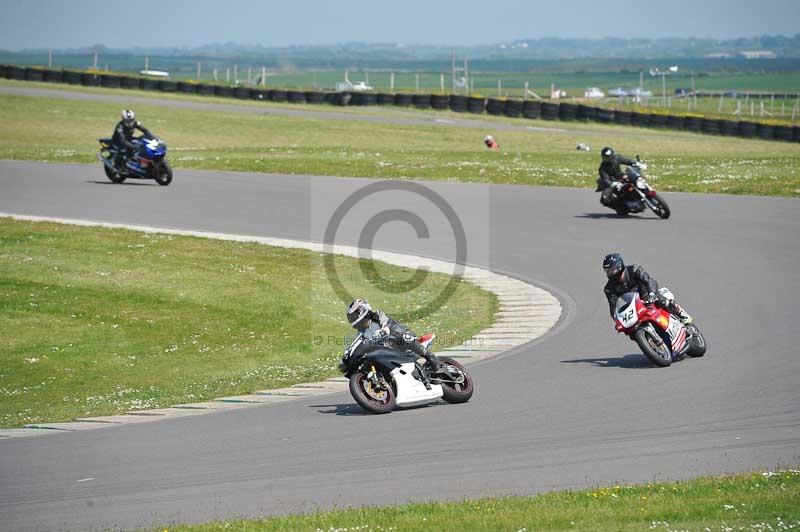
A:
97;134;173;186
339;329;474;414
600;157;670;219
613;289;707;367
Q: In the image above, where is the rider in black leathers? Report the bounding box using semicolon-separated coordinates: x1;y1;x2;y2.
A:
596;146;636;209
112;109;151;168
346;299;440;385
603;253;692;324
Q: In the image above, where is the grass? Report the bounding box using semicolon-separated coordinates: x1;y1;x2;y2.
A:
0;219;497;428
0;83;799;196
164;469;800;531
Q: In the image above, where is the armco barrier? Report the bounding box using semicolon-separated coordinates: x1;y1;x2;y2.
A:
286;89;307;103
376;93;394;105
24;68;44;82
541;102;559;120
99;74;121;88
449;95;467;112
430;94;449;110
701;118;721;136
394;93;413;106
413;94;431;109
666;115;685;130
120;76;139;89
486;98;504;116
504;99;523;118
522;100;541;119
558;103;578;121
467;96;485;114
43;69;63;83
756;123;775;140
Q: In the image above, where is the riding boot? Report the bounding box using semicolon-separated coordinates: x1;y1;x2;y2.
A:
670;302;693;325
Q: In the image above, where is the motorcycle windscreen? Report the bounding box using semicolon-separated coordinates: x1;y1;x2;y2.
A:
615;292;638;328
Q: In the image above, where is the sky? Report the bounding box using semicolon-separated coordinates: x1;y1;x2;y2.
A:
1;0;798;50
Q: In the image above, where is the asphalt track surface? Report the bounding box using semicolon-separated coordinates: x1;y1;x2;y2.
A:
0;159;798;531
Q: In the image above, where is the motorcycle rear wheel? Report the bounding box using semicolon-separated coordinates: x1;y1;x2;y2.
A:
349;372;396;414
634;328;672;367
435;357;474;404
104;164;126;184
647;193;671;219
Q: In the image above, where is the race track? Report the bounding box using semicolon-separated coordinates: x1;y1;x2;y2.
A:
0;159;798;531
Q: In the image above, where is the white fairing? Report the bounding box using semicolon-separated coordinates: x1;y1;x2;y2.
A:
615;298;639;329
391;363;443;407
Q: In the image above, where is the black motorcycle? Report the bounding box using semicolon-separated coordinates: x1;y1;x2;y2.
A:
598;158;670;219
97;134;172;186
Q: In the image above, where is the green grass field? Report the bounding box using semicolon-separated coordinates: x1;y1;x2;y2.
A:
0;219;497;428
166;469;800;531
1;82;799;196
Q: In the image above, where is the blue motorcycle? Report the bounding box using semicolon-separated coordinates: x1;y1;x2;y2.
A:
97;134;173;186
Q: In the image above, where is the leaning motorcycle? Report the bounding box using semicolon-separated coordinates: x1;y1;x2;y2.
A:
613;289;706;367
601;158;670;219
97;135;173;186
339;331;474;414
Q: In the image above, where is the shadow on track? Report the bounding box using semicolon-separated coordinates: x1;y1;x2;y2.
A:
310;403;371;416
574;212;659;220
85;180;158;186
562;353;655;369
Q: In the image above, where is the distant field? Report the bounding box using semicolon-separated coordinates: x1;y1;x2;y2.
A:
0;84;799;196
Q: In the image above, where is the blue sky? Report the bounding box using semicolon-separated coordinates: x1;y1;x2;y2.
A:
1;0;798;50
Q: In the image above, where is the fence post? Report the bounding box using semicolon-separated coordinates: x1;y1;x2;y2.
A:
261;67;266;87
440;73;444;94
415;73;419;93
390;72;394;92
196;62;201;82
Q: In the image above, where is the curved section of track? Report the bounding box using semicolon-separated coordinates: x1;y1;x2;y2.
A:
0;160;798;531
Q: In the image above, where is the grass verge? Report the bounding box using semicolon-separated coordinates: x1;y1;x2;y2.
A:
165;469;800;531
0;218;497;428
0;81;799;196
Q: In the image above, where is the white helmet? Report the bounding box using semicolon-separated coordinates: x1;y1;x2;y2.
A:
484;135;494;143
121;109;136;128
346;298;372;329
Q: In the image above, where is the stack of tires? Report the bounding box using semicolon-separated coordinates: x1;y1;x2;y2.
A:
449;95;468;113
430;94;449;110
486;98;505;116
196;84;215;96
614;110;632;125
214;85;233;98
43;69;63;83
649;114;668;128
596;108;615;123
268;89;287;102
412;94;431;109
286;90;307;103
684;116;703;133
234;86;253;99
100;74;121;88
756;123;775;141
666;115;685;130
558;103;578;121
24;68;44;82
376;93;394;105
577;105;598;121
701;118;721;136
305;91;326;104
773;125;794;142
522;100;541;119
81;72;99;86
738;121;757;139
63;70;82;84
120;76;140;89
541;102;559;120
467;96;485;114
394;93;413;106
630;112;649;127
178;82;197;94
504;99;523;118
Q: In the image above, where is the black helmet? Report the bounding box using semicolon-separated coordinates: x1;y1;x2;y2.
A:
601;146;615;162
346;298;372;329
603;253;624;280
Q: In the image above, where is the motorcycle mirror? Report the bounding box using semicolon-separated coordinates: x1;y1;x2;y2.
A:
635;155;640;161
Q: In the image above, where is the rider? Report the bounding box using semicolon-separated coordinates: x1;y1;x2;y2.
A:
111;109;151;168
484;135;499;150
602;253;693;325
346;298;440;385
596;146;636;208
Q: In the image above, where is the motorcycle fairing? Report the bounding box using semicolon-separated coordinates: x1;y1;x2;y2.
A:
391;362;443;407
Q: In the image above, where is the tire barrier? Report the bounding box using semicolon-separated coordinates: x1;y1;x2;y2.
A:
577;105;597;121
268;89;287;102
251;89;268;101
449;95;468;113
504;99;523;118
0;65;8;79
234;86;253;99
24;68;44;82
595;108;615;123
350;92;376;105
214;85;233;98
197;83;215;96
756;123;775;140
376;93;394;105
541;102;559;120
120;76;139;89
158;80;178;92
139;78;158;91
42;69;64;83
329;92;350;106
305;91;326;104
649;114;668;128
738;121;757;138
99;74;121;88
558;103;578;121
794;127;800;143
8;65;25;80
486;98;505;116
718;120;739;136
430;94;449;110
63;71;82;84
394;93;413;106
467;96;486;114
286;90;307;103
666;115;685;130
685;116;703;133
630;111;648;127
178;82;197;94
701;118;721;136
80;72;99;86
774;125;794;142
413;94;431;109
522;100;542;119
613;110;632;125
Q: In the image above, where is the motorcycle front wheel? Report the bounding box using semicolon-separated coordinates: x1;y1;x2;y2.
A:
154;161;173;186
434;356;474;404
647;193;670;219
349;371;396;414
685;324;707;357
633;327;672;367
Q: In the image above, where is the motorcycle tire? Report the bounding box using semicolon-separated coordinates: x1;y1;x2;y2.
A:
685;324;707;357
633;327;672;367
349;371;396;414
154;161;173;186
647;193;670;219
104;164;126;184
435;356;474;404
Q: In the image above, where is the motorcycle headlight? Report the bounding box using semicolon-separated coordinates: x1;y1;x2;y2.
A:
636;177;646;188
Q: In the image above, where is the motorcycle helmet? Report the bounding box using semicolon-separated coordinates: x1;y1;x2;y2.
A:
601;146;615;162
121;109;136;128
484;135;494;145
346;298;372;329
603;253;625;280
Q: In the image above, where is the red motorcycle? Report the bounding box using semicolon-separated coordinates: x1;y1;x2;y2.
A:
613;290;706;367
